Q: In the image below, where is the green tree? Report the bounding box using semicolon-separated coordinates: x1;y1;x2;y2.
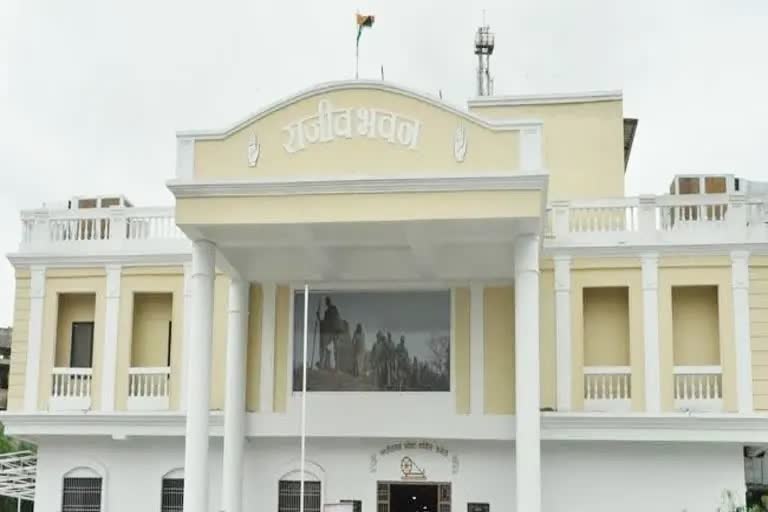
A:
0;422;35;511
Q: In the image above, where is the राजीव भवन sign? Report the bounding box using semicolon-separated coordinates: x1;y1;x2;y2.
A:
282;99;421;154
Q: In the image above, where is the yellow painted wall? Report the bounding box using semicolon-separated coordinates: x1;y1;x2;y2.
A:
210;274;230;410
116;268;184;410
7;270;30;411
484;286;515;414
454;288;470;414
245;284;263;411
749;261;768;410
671;286;720;365
193;88;521;180
658;264;736;411
571;266;644;411
38;271;106;410
54;294;96;367
470;100;624;200
539;269;556;409
583;287;630;366
130;293;173;367
273;285;290;413
176;190;542;228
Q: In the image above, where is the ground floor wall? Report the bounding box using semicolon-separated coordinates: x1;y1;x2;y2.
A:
33;436;746;512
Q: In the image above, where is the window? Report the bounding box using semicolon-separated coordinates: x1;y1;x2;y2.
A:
278;480;321;512
69;322;94;368
166;321;172;367
161;478;183;512
62;477;102;512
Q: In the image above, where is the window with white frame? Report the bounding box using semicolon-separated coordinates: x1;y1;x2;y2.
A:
278;480;321;512
62;476;102;512
161;478;183;512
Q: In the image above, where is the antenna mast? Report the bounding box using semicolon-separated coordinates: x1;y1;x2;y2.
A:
474;23;496;96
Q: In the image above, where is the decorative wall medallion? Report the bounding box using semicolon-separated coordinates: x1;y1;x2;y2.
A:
453;125;468;162
400;456;427;481
247;133;261;167
369;454;378;473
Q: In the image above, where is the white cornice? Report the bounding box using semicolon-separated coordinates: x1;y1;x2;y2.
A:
468;90;623;108
167;173;550;199
6;411;768;443
544;241;768;258
7;252;191;269
175;80;543;140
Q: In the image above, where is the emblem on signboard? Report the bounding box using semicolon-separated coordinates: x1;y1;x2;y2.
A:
247;133;261;167
400;456;426;481
453;125;468;162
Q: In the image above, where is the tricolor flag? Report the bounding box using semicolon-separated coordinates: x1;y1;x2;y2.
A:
356;14;375;45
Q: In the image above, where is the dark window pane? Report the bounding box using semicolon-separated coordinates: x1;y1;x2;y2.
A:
161;478;184;512
278;480;321;512
62;477;101;512
70;322;94;368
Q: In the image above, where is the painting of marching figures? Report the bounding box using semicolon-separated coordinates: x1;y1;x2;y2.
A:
292;290;451;392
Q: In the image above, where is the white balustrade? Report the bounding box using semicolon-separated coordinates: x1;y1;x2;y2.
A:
50;367;93;411
127;367;171;411
18;206;189;254
549;193;767;246
673;366;723;412
583;366;632;412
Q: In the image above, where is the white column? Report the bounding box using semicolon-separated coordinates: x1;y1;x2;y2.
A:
259;282;277;413
183;240;216;512
470;283;484;415
180;261;192;412
100;264;121;412
554;255;572;412
514;234;541;512
641;253;661;413
24;266;46;412
732;250;753;413
222;278;249;512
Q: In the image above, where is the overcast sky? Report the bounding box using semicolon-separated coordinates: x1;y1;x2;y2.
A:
1;1;767;325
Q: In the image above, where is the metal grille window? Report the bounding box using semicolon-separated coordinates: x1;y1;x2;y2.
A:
278;480;321;512
161;478;183;512
341;500;362;512
62;477;102;512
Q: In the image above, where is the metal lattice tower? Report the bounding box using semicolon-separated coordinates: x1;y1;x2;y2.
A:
0;451;37;504
474;25;496;96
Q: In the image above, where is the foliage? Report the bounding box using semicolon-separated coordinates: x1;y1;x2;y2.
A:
0;422;36;511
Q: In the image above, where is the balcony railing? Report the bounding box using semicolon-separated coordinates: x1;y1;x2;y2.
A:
50;367;92;411
18;207;189;254
673;365;723;412
583;366;632;412
548;193;766;245
127;367;171;411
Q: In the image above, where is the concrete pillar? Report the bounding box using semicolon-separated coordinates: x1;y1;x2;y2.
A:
732;250;753;413
222;278;249;512
182;239;216;512
100;264;121;412
554;255;572;412
514;234;541;512
641;253;661;413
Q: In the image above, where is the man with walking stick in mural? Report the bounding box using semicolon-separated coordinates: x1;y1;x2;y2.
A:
317;296;344;370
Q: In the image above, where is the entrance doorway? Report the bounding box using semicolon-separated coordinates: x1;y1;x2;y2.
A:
378;482;451;512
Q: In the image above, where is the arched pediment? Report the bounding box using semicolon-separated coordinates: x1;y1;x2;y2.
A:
178;81;541;181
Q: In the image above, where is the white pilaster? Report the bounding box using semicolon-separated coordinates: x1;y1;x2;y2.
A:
100;265;121;412
183;240;216;512
259;282;277;413
642;253;661;413
222;278;249;512
732;250;753;413
470;283;484;415
180;261;192;412
514;234;541;512
24;266;46;412
554;255;572;412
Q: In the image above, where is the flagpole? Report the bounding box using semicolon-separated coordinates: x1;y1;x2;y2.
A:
300;284;309;512
355;41;359;80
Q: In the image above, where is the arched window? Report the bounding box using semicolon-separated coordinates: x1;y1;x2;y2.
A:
161;469;184;512
62;467;102;512
278;480;321;512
